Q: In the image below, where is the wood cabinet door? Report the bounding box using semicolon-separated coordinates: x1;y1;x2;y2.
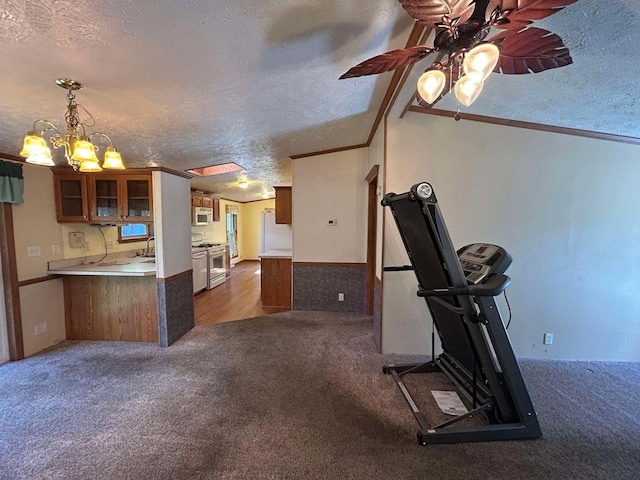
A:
54;174;89;223
212;198;220;221
122;175;153;222
274;186;292;224
201;195;213;208
191;194;203;207
88;175;122;223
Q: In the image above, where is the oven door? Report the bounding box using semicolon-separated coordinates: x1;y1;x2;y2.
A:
208;250;227;289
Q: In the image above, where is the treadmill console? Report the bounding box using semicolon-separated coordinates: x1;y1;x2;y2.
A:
457;243;512;285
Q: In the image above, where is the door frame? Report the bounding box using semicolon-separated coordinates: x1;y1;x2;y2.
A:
0;203;24;360
364;165;379;315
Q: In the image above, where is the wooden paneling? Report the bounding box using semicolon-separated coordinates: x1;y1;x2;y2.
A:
0;203;24;360
225;245;231;278
261;257;292;308
64;275;158;342
274;186;292;224
365;165;378;315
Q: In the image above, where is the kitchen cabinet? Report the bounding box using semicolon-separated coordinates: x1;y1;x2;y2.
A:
54;174;89;222
274;186;292;224
53;170;153;224
89;174;153;223
191;192;220;221
260;253;292;308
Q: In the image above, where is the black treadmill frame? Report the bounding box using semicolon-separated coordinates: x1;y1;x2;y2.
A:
381;183;541;445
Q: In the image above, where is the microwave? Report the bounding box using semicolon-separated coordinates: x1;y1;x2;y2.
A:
192;207;213;226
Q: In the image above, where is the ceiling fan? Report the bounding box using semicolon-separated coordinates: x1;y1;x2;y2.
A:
340;0;577;113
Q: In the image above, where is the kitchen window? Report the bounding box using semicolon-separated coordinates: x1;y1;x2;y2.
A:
118;223;153;243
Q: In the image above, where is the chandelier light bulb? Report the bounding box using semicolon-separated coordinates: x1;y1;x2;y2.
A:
102;146;125;169
454;75;484;107
79;159;103;173
417;69;447;104
26;148;55;167
20;134;47;158
463;43;500;82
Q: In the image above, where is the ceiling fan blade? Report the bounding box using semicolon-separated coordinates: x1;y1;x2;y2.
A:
399;0;475;28
340;45;434;79
490;27;572;74
486;0;578;30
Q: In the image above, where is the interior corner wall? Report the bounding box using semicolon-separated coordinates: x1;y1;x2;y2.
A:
292;148;369;312
241;199;275;260
382;113;640;361
11;164;66;357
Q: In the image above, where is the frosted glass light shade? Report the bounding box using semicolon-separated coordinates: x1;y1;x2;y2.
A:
463;43;500;82
102;147;125;169
20;134;47;158
454;75;484;106
70;139;99;163
26;147;55;166
79;159;103;172
417;69;446;104
238;180;248;189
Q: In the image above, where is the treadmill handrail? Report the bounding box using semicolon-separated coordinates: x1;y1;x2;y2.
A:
416;274;511;299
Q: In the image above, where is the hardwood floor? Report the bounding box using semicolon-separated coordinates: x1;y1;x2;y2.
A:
194;260;290;326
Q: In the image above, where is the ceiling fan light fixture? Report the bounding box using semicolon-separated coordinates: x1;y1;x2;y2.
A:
463;43;500;82
417;69;446;104
238;180;249;189
454;75;484;107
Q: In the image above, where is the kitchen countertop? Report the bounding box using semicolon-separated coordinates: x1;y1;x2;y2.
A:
47;256;157;277
259;249;292;259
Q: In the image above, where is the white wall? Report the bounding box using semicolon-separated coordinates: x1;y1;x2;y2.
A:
383;113;640;361
12;164;66;357
153;171;191;278
292;149;369;263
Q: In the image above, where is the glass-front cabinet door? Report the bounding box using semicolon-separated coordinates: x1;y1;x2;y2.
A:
54;174;88;222
90;176;121;223
123;176;153;222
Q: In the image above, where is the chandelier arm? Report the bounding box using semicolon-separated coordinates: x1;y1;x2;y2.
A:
88;132;114;146
31;119;61;136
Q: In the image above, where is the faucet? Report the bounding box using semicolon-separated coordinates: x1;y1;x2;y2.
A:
145;237;155;257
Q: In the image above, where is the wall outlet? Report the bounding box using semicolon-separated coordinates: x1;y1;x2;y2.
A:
338;293;344;302
34;322;47;336
106;240;115;250
27;246;41;257
51;245;61;255
543;332;554;345
326;218;337;226
69;232;85;248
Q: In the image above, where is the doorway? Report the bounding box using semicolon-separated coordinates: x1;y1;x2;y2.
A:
226;208;238;260
365;165;379;315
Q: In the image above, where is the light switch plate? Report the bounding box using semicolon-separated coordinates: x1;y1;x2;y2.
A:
27;246;41;257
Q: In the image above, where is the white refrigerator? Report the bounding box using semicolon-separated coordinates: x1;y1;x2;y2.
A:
260;211;292;254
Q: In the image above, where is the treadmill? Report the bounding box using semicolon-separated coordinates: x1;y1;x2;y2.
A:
381;182;541;445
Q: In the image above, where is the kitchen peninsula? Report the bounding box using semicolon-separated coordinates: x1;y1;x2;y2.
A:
260;249;292;308
48;254;159;343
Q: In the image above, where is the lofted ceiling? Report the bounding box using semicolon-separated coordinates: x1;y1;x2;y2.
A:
0;1;638;203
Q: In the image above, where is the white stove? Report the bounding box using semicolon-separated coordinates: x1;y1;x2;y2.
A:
191;240;227;290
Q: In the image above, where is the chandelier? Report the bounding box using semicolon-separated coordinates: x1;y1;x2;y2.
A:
19;78;125;172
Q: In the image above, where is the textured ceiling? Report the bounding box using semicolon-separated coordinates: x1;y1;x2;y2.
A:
0;1;638;203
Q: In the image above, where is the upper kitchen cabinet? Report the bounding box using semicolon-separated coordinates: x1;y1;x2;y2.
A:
191;192;220;221
274;186;292;224
52;170;153;224
90;174;153;223
54;174;89;222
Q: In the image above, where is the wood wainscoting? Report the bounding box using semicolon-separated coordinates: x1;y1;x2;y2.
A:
64;275;158;342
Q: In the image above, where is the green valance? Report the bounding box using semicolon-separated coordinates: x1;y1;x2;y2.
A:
0;160;24;204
